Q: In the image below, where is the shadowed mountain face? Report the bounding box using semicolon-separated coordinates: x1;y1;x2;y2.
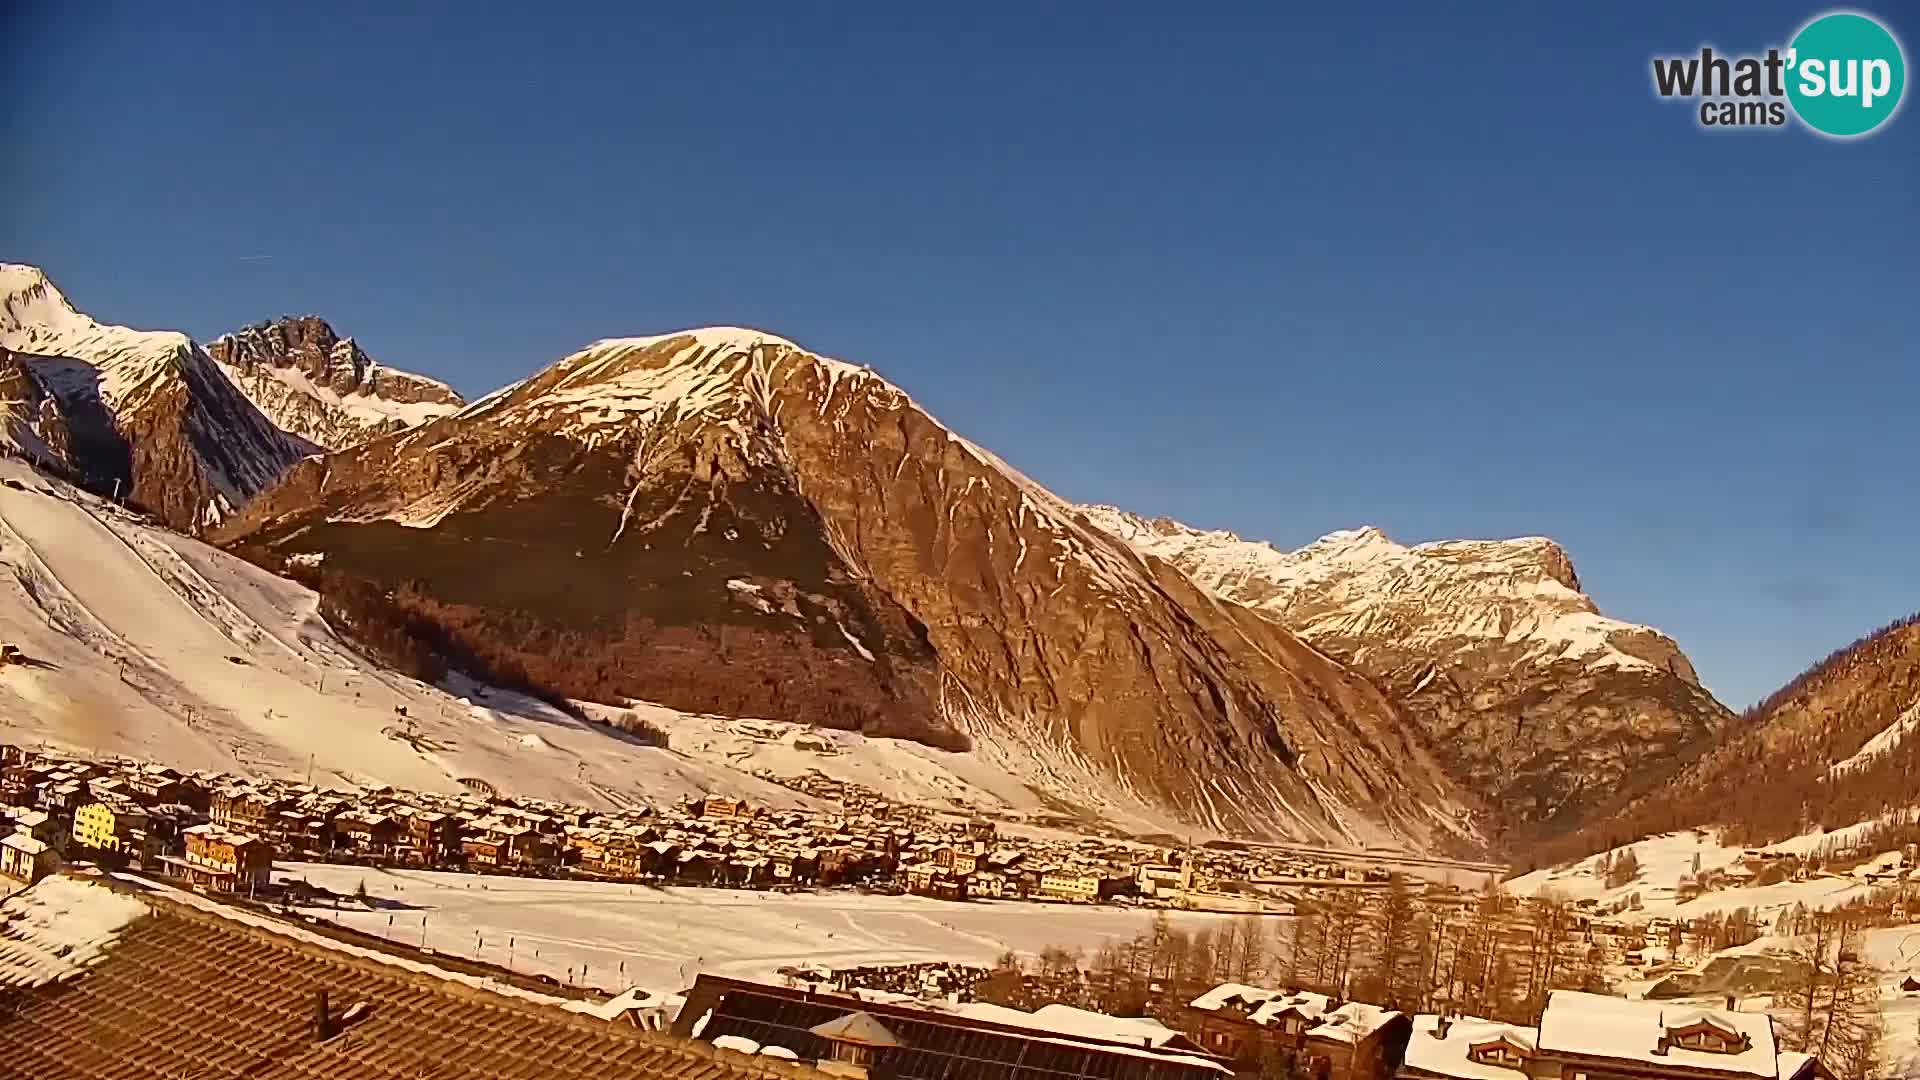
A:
217;330;1475;848
0;265;310;532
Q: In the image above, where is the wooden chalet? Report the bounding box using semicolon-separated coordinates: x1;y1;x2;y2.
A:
1398;996;1825;1080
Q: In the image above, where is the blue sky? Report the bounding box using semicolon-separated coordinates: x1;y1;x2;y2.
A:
3;3;1915;708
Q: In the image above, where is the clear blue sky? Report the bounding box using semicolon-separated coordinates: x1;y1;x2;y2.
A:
4;3;1915;708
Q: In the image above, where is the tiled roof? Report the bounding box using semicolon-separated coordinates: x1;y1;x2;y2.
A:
0;879;817;1080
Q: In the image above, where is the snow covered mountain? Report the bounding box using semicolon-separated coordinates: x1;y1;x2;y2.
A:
0;454;1007;811
216;328;1475;849
0;264;310;531
208;316;463;450
1078;507;1733;839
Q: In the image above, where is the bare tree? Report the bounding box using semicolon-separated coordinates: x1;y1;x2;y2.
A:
1777;917;1884;1080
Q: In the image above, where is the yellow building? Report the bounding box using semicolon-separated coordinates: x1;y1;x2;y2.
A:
1038;870;1102;903
71;801;148;856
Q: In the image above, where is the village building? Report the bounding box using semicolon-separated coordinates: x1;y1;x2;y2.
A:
676;973;1231;1078
70;799;155;865
1399;994;1821;1080
166;823;274;893
1036;868;1104;904
333;810;401;857
0;832;56;884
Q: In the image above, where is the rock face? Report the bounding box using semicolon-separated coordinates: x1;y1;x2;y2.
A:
1078;508;1733;840
217;329;1473;847
0;265;311;531
208;316;463;449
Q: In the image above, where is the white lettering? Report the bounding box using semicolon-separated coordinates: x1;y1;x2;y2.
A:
1829;58;1858;99
1862;59;1892;107
1800;58;1828;96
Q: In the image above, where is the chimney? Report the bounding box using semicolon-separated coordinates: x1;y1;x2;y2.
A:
1434;1016;1452;1040
313;989;333;1041
1724;993;1737;1011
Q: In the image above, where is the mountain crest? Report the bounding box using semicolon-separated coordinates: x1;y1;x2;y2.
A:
1080;503;1729;838
208;314;463;450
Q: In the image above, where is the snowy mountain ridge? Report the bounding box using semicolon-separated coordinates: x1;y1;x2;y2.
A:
0;263;198;416
0;264;311;530
208;315;463;450
1078;506;1682;677
1079;504;1733;837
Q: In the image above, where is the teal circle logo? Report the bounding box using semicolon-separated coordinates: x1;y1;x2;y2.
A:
1787;12;1906;137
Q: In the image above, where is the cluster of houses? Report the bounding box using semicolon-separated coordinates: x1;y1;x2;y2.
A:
0;743;1370;908
666;974;1835;1080
1171;981;1826;1080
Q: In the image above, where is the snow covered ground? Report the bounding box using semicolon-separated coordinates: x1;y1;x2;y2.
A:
275;863;1253;994
0;458;1051;816
1509;827;1892;924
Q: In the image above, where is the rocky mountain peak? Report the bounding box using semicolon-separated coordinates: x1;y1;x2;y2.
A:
1080;504;1730;840
208;315;463;450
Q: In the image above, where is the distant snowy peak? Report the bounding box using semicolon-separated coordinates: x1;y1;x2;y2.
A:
0;263;309;531
1078;505;1666;677
209;316;463;450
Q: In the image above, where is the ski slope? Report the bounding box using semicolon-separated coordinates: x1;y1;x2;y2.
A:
0;458;1046;813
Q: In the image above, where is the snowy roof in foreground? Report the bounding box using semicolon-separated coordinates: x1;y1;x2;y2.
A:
1401;1014;1539;1080
1307;1001;1402;1043
1537;991;1777;1077
0;876;149;989
951;1001;1186;1049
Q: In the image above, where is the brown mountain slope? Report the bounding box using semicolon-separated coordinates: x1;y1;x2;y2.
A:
1523;613;1920;868
215;328;1475;848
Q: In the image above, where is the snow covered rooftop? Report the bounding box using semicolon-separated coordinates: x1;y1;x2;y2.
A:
949;1001;1187;1048
0;876;149;989
1307;1001;1403;1043
1401;1014;1539;1080
1536;991;1778;1077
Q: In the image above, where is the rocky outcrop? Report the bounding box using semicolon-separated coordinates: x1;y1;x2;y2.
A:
1080;508;1733;841
0;264;311;531
218;329;1474;848
209;316;463;449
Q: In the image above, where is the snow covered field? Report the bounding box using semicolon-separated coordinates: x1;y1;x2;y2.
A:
0;459;1055;817
1509;827;1889;923
275;863;1254;994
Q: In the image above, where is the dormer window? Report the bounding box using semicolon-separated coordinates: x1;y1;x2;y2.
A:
1468;1038;1531;1069
1660;1018;1750;1055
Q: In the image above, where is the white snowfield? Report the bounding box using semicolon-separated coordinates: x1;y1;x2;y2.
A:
0;457;1075;817
274;863;1253;994
1508;826;1895;923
